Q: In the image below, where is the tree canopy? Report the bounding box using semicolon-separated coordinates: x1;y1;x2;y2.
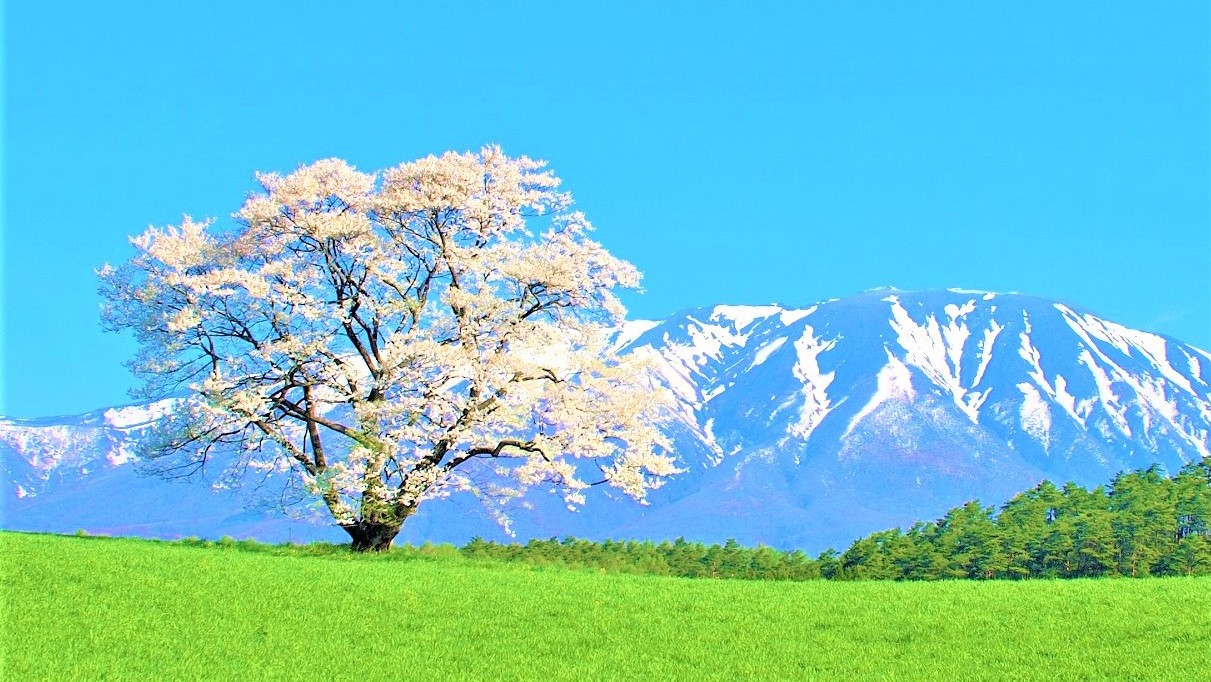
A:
100;146;678;551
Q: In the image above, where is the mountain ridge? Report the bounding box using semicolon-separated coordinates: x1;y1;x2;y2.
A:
4;288;1210;552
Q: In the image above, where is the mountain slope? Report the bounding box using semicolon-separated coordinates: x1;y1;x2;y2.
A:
5;288;1210;553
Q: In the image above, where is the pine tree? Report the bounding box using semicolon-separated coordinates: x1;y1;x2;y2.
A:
997;481;1064;578
1062;484;1116;577
1109;466;1177;577
934;501;1002;579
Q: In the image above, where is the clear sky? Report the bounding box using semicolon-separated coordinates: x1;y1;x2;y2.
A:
3;2;1209;418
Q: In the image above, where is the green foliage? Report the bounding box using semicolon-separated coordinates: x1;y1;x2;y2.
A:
461;535;827;581
824;459;1211;581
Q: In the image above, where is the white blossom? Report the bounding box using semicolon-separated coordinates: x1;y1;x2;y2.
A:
99;146;677;548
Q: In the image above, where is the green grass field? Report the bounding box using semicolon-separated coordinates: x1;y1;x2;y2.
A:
3;531;1209;680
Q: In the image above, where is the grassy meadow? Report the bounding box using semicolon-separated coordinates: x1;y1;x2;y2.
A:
3;531;1209;680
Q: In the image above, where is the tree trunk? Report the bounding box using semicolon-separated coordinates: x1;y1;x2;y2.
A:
341;520;403;553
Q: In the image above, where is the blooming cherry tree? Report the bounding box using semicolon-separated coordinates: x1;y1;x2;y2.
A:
99;147;678;551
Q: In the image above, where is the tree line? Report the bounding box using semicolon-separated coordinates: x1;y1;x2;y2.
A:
460;460;1211;580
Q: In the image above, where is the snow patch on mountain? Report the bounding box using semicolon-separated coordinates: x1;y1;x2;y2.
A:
1018;330;1052;395
103;400;179;430
946;288;996;299
1182;349;1207;385
778;306;815;326
610;319;660;352
1017;382;1052;449
1051;374;1091;426
1078;349;1132;437
681;315;749;362
1058;304;1194;394
750;337;788;368
972;320;1003;387
845;352;915;437
887;296;980;423
1047;305;1211;457
710;304;780;331
788;325;838;441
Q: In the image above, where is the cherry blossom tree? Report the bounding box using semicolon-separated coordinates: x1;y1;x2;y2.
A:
99;146;678;551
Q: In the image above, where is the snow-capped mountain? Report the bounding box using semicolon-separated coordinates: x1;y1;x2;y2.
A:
604;288;1211;551
5;288;1210;553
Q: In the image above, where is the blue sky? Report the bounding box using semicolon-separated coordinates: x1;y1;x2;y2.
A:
3;2;1208;418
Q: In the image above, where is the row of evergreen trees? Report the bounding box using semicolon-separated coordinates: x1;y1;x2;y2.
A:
460;460;1211;580
463;535;824;580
